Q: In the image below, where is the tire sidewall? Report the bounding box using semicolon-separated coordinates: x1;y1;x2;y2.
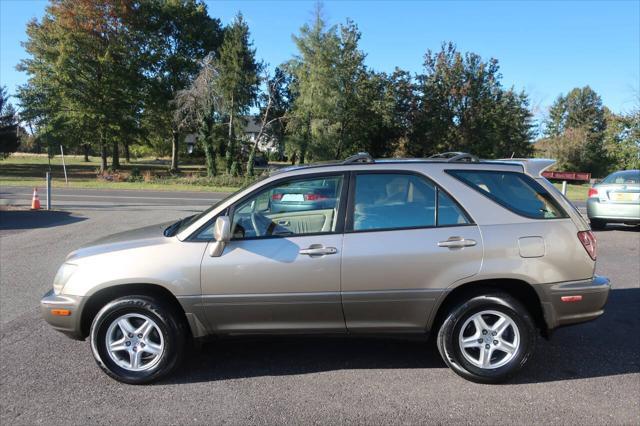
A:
439;294;536;383
90;297;181;384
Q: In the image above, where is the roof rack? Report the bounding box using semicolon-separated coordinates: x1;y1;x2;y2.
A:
428;152;479;163
343;152;374;164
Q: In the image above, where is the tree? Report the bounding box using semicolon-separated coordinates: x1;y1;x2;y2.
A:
287;8;380;162
543;86;607;174
173;53;223;177
535;128;591;172
246;68;292;176
259;67;294;161
17;0;148;171
138;0;223;172
602;108;640;171
217;13;261;175
412;42;534;158
546;86;606;137
388;67;418;157
286;5;338;163
0;87;21;158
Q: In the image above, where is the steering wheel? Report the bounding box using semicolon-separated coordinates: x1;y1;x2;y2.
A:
251;212;271;237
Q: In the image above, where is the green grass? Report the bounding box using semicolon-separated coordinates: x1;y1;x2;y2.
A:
0;154;249;193
552;182;589;201
0;177;238;193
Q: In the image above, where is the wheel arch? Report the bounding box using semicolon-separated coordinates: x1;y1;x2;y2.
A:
80;283;191;339
429;278;548;337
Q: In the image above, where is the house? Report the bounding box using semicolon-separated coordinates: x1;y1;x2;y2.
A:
242;116;278;154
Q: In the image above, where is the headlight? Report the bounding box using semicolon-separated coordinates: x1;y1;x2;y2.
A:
53;263;77;295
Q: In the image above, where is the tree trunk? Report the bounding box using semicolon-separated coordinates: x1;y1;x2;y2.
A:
170;131;180;172
226;101;234;175
83;144;90;162
201;119;217;177
335;122;345;160
247;147;256;177
112;140;120;169
204;142;216;178
124;141;130;163
100;138;108;173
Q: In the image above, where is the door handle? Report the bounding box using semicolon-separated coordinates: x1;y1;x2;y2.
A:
299;246;338;256
438;237;477;248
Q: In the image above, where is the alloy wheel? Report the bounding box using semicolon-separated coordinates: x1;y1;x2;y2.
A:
458;310;520;369
105;313;164;372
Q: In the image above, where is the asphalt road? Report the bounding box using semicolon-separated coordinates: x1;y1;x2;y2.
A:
0;186;228;210
0;192;638;425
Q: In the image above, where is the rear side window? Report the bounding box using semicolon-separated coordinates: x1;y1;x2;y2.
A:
351;173;471;231
447;170;568;219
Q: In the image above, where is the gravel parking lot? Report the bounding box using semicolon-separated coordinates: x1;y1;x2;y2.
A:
1;188;638;424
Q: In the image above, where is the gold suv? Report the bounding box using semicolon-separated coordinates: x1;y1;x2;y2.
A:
41;153;610;384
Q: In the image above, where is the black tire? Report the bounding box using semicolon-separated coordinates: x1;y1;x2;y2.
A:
90;296;186;384
436;292;536;384
590;219;606;230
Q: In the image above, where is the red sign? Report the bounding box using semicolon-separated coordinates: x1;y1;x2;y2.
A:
542;171;591;182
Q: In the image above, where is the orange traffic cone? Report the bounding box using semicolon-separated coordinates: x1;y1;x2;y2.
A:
31;188;41;210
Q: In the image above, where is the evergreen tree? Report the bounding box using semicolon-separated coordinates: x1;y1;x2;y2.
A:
217;13;261;175
173;54;223;177
0;86;21;158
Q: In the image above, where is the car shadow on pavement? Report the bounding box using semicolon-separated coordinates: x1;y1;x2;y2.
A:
159;287;640;386
594;224;640;232
167;336;446;385
0;210;86;231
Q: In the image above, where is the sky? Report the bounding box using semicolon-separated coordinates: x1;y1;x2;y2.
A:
1;0;639;122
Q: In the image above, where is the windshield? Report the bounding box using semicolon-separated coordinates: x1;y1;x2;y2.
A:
602;170;640;185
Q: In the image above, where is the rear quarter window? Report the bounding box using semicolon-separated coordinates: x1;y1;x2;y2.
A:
447;170;568;219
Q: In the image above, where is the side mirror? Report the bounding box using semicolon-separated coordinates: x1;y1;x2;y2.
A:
209;216;231;257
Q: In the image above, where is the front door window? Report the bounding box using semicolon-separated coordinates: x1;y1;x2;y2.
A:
231;175;344;239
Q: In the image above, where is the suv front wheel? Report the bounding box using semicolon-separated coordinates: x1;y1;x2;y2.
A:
437;292;536;383
90;296;186;384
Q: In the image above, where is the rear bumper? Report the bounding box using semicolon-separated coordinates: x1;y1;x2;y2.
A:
534;275;610;330
40;289;86;340
587;199;640;222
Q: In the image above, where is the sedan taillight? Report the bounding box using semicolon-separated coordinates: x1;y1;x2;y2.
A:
577;230;597;260
588;188;599;198
304;193;327;201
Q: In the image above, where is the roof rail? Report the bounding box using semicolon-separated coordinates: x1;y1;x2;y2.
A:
428;152;479;163
343;152;374;164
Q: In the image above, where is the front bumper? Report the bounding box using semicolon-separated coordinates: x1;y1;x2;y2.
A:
535;275;610;330
40;289;86;340
587;199;640;222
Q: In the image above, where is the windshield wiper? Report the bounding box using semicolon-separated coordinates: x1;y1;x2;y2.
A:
164;215;195;237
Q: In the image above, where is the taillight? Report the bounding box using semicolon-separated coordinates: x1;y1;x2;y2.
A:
588;188;599;198
271;193;283;201
577;230;597;260
304;193;327;201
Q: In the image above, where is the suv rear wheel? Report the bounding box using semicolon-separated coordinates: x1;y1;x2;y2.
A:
90;296;186;384
437;292;536;383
